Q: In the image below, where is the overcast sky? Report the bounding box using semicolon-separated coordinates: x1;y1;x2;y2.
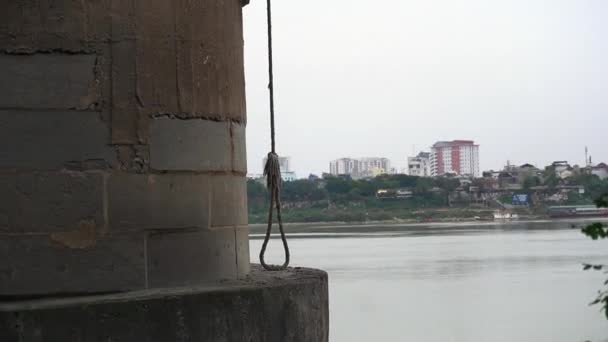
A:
242;0;607;177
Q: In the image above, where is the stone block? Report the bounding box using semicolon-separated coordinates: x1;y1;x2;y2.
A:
232;122;247;173
149;118;232;171
0;54;98;109
235;226;251;277
0;110;113;170
146;229;237;287
0;172;104;233
107;173;210;231
210;175;248;227
0;233;146;296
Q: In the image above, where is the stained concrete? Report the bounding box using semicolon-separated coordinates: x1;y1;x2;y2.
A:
0;267;329;342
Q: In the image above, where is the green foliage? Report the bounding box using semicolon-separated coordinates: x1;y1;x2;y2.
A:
248;174;476;223
581;192;608;320
571;174;608;201
498;193;513;205
247;179;269;213
582;222;608;240
595;194;608;208
542;166;559;189
325;177;353;194
282;179;327;202
522;176;541;190
564;192;594;206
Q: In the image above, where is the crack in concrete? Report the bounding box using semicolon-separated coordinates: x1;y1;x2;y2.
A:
149;113;245;124
1;48;95;55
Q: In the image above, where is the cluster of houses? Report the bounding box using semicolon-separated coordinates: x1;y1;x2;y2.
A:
461;161;607;205
376;161;608;207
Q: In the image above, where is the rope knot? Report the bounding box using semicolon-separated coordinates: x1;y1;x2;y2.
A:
263;152;282;190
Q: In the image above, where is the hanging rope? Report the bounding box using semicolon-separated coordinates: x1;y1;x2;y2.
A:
259;0;290;271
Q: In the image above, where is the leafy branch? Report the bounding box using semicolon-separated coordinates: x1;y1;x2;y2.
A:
581;192;608;320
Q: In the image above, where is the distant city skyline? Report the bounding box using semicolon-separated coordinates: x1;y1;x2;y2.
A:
253;145;603;179
243;0;607;177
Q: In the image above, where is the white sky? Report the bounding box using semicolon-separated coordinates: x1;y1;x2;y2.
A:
243;0;607;177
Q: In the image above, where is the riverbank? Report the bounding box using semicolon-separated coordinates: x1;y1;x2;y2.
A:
248;206;542;225
249;217;608;236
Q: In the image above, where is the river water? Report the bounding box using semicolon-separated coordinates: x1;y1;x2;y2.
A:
250;219;608;342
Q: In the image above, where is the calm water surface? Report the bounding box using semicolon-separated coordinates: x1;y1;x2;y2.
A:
251;220;608;342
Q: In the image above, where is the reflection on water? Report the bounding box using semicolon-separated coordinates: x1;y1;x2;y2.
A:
250;221;608;342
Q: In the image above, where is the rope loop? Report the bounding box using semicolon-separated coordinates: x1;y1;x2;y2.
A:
260;152;290;271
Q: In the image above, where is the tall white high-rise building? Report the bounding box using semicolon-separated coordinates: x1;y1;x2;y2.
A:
329;157;390;178
262;156;296;181
263;156;291;173
407;152;431;177
430;140;480;177
329;158;358;176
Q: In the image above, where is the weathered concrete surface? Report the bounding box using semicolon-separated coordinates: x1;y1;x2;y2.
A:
1;0;251;296
0;111;113;171
0;267;329;342
109;0;247;143
0;227;251;296
0;0;328;340
147;229;238;288
149;118;232;171
235;226;251;276
210;175;248;227
232;122;248;173
0;54;99;109
107;173;211;231
0;233;146;296
0;172;104;233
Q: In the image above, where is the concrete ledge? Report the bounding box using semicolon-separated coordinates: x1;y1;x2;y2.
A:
0;266;329;342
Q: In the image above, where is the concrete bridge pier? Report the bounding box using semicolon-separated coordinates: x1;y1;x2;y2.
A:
0;1;328;341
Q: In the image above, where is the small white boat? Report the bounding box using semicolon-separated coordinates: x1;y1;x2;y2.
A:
493;211;519;220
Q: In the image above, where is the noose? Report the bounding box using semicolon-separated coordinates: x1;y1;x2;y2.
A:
259;0;290;271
